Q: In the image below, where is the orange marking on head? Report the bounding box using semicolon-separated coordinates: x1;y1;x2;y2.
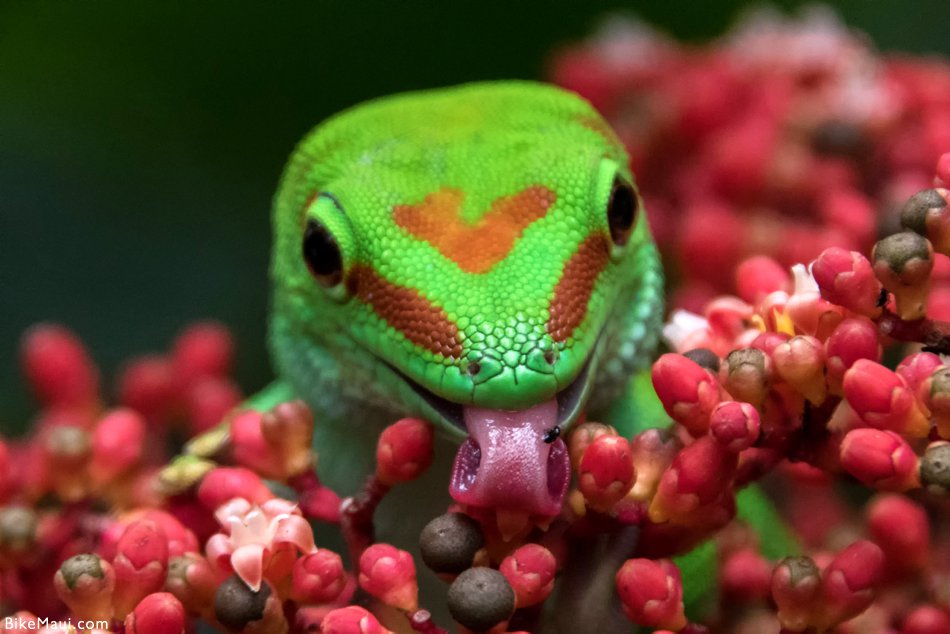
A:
347;265;463;358
394;186;556;274
576;114;621;147
547;234;611;342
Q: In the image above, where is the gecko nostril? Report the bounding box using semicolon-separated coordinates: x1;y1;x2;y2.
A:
467;361;481;376
543;350;558;366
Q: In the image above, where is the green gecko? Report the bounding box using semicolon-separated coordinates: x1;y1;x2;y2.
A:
241;80;792;626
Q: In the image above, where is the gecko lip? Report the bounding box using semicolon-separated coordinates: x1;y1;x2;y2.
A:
384;350;596;436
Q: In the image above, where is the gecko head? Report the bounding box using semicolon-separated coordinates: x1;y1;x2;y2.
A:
270;82;663;516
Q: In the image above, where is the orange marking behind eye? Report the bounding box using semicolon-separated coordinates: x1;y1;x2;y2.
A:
347;264;463;359
547;234;611;342
394;186;556;274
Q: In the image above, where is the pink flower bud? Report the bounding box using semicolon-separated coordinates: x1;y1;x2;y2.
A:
896;352;944;398
649;437;737;525
629;428;680;501
292;550;346;604
54;553;115;623
720;547;771;603
720;348;770;408
165;553;217;615
867;494;930;573
42;422;91;501
736;256;790;303
901;604;950;634
20;324;100;409
125;592;186;634
112;520;170;618
786;264;845;339
197;467;273;510
172;321;233;385
375;418;434;485
825;318;882;395
90;408;146;484
134;510;199;558
709;401;760;452
772;335;827;404
499;544;556;607
322;606;394;634
567;422;615;470
815;540;884;631
652;353;722;435
812;247;883;317
578;434;635;512
845;359;930;437
771;556;821;632
358;543;418;611
615;558;687;631
183;377;242;435
289;470;342;523
117;355;177;425
230;410;285;479
872;232;934;320
839;429;920;491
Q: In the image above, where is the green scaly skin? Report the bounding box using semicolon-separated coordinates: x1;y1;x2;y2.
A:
269;81;663;488
251;80;795;628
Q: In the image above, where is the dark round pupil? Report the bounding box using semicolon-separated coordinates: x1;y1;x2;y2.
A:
302;219;343;287
607;179;638;246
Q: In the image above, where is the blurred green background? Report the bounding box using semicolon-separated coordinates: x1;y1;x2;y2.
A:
3;0;949;431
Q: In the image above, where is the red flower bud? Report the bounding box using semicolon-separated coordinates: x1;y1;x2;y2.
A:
736;255;790;303
261;400;315;477
815;540;884;631
322;606;394;634
772;335;827;405
709;401;760;452
112;520;170;618
843;359;930;438
54;553;115;623
90;408;146;484
615;558;686;631
183;377;242;435
839;428;920;491
867;494;930;573
720;547;771;603
652;353;721;435
650;437;737;525
171;321;233;385
825;318;882;395
499;544;557;607
771;556;821;632
117;355;177;425
125;592;186;634
567;421;615;470
197;467;273;510
358;543;418;612
20;324;99;410
292;550;346;604
375;418;434;486
578;434;635;512
230;410;285;479
812;247;883;317
896;352;943;398
901;604;950;634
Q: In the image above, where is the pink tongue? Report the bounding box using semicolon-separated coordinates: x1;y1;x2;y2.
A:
449;399;570;517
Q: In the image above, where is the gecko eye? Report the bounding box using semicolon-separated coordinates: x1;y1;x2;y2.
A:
607;178;638;247
303;219;344;287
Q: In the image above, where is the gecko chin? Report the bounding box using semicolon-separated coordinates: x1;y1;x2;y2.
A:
382;345;599;518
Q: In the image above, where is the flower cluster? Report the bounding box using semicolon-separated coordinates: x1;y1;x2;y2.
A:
4;7;950;634
551;6;950;315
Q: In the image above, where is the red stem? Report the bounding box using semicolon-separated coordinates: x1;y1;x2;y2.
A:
339;475;390;568
408;609;448;634
876;309;950;353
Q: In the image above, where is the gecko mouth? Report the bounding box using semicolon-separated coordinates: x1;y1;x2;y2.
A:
383;347;598;518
